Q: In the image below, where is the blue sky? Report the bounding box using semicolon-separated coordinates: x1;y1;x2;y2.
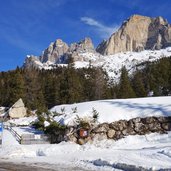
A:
0;0;171;71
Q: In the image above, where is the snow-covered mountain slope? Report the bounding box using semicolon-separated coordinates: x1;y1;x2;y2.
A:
50;96;171;126
25;47;171;82
75;47;171;82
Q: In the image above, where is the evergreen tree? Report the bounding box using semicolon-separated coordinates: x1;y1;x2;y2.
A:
132;70;146;97
8;67;25;106
23;68;46;110
118;66;136;98
44;73;60;108
93;68;108;100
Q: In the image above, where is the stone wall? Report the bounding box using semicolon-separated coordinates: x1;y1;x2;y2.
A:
66;116;171;145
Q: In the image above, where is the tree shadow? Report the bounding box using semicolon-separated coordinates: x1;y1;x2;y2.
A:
102;99;171;117
20;127;43;135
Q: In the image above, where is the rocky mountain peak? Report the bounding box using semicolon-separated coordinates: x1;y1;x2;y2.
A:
69;37;95;53
67;37;95;62
97;15;171;55
129;14;150;22
23;55;40;69
154;16;168;26
55;39;64;45
24;37;96;68
40;39;69;63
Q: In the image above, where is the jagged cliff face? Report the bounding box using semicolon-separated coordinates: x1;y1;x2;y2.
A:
24;37;95;68
40;39;69;63
68;37;95;61
69;37;95;53
97;15;171;55
40;37;95;63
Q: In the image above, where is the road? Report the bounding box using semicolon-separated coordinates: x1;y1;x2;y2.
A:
0;161;92;171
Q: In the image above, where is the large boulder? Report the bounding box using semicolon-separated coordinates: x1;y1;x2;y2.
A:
8;99;27;119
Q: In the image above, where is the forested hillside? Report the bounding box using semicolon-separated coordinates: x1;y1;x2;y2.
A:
0;57;171;111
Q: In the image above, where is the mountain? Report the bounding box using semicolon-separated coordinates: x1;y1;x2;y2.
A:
96;15;171;55
23;15;171;81
24;37;95;69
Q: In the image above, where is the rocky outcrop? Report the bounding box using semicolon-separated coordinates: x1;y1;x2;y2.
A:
23;55;42;69
24;37;95;68
68;37;95;62
97;15;171;55
40;39;69;63
8;99;27;119
69;37;95;54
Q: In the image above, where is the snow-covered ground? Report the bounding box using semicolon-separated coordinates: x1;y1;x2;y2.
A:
51;96;171;126
1;130;171;170
0;96;171;170
6;116;37;126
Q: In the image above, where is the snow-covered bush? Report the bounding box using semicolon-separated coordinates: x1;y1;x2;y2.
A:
75;108;99;129
61;107;66;114
92;108;99;123
71;107;77;113
33;115;45;131
75;115;91;129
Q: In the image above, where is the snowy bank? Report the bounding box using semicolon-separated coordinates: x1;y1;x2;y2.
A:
51;96;171;126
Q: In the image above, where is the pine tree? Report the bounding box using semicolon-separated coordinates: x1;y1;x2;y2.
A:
118;66;136;98
44;73;60;108
132;70;146;97
8;67;25;106
23;68;46;110
93;68;108;100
